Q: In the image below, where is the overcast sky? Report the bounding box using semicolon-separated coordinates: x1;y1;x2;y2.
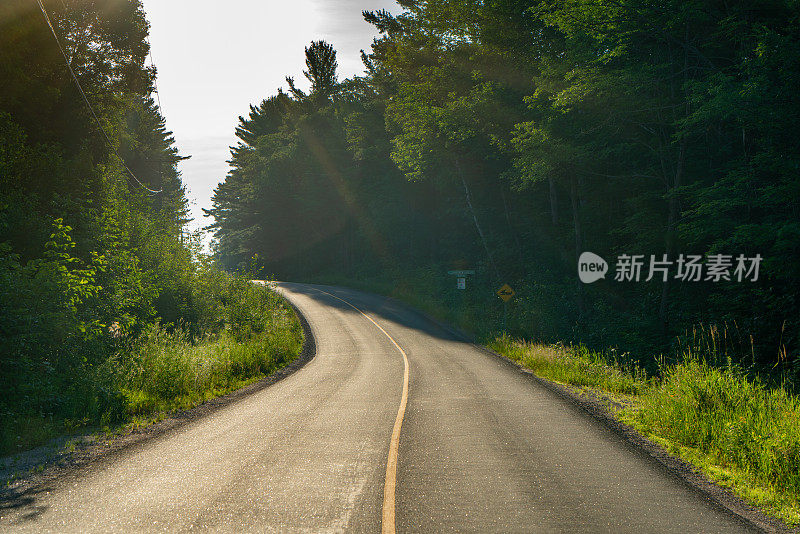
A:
140;0;400;240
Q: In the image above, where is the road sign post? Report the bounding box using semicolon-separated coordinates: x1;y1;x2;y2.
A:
448;270;475;290
496;284;515;333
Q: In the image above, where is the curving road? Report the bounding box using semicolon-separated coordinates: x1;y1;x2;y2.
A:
0;283;758;533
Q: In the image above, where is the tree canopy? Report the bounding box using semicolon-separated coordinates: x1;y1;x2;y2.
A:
208;1;799;368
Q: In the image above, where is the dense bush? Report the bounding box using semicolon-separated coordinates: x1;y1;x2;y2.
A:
629;357;800;523
117;302;301;417
0;238;302;454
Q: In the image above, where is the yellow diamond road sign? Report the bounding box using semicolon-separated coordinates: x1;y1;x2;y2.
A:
497;284;515;302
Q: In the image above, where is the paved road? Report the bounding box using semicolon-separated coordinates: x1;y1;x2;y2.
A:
0;283;757;533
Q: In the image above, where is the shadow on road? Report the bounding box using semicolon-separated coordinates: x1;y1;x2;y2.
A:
0;484;51;524
278;282;470;346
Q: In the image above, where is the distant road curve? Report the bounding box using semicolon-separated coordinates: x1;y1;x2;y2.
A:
0;282;759;533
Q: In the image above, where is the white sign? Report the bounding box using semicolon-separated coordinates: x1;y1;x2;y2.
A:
457;277;466;290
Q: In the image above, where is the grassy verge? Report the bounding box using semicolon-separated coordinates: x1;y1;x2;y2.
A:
489;335;649;396
490;336;800;526
1;283;303;457
117;304;302;421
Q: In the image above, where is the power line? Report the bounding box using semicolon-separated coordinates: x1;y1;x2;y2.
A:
36;0;163;195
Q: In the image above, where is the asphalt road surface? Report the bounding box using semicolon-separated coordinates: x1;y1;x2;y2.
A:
0;283;758;533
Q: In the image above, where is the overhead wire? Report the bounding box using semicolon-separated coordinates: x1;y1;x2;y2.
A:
36;0;163;195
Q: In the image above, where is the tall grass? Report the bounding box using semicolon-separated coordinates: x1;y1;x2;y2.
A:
490;335;648;396
117;310;301;417
627;357;800;523
117;279;303;417
491;331;800;525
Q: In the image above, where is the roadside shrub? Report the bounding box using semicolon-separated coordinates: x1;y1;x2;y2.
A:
633;358;800;498
1;222;303;455
116;298;302;417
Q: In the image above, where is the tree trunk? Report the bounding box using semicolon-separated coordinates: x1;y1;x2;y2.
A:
659;140;685;329
549;176;559;226
570;175;585;320
660;37;690;332
500;186;526;268
456;160;500;281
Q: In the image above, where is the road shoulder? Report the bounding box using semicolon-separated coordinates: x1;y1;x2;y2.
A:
473;340;793;534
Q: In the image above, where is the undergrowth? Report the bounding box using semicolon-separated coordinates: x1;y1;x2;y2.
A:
624;357;800;525
116;302;302;417
1;280;302;456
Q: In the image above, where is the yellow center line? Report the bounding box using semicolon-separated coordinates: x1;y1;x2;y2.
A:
310;287;409;534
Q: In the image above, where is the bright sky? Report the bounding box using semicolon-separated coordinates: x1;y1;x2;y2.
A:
140;0;400;241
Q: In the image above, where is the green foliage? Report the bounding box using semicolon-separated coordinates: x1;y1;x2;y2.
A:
0;1;303;456
116;291;302;416
300;40;339;102
207;0;799;373
634;358;800;490
628;356;800;524
0;267;303;455
491;336;648;396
